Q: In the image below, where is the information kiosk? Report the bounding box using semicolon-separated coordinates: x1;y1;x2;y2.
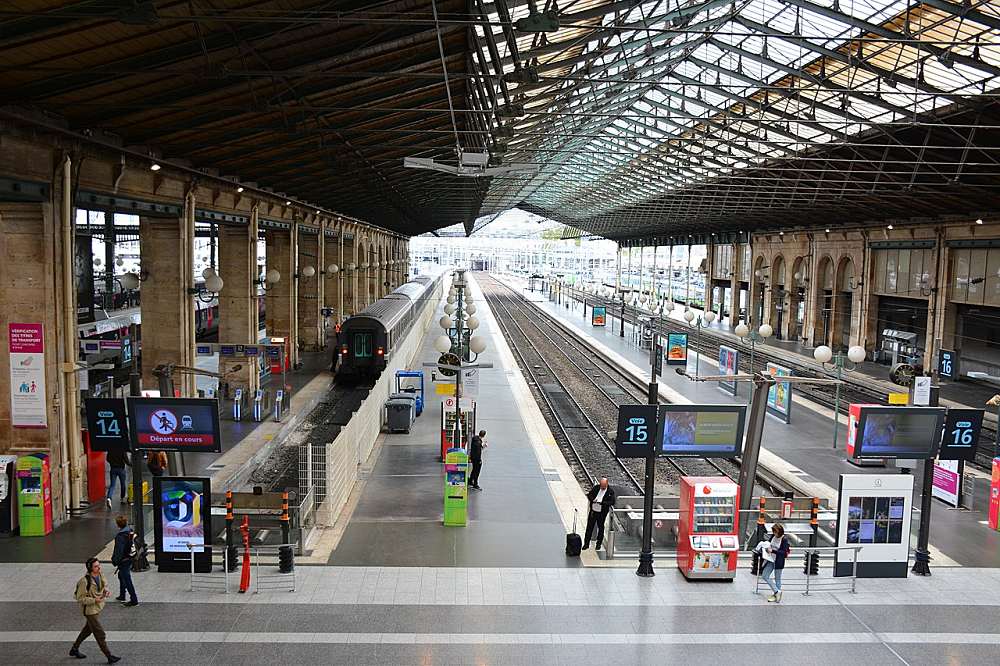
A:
16;454;52;536
443;448;468;526
677;477;740;580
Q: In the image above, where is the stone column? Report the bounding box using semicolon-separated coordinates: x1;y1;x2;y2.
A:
728;242;740;327
217;207;259;395
705;243;715;315
139;203;196;393
265;227;297;366
297;227;321;351
0;201;74;518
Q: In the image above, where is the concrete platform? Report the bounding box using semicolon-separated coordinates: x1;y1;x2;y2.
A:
328;276;579;568
0;351;333;564
518;276;1000;568
2;562;1000;664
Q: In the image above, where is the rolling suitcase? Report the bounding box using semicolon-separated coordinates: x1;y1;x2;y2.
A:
566;508;582;557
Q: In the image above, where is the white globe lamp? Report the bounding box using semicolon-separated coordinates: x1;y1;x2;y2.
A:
302;265;316;278
439;316;451;330
466;316;480;330
120;273;140;290
327;264;339;275
202;267;216;280
434;336;453;354
758;323;773;338
734;323;749;338
704;311;716;324
447;295;456;304
205;274;224;293
466;303;477;315
266;268;281;284
814;345;833;364
444;304;456;315
847;346;867;364
683;310;696;323
469;336;487;355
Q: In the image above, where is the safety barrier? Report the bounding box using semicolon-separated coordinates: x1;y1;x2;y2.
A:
253;544;297;593
752;545;863;596
186;543;230;594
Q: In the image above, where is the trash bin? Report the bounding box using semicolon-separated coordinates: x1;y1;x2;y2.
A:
386;395;416;433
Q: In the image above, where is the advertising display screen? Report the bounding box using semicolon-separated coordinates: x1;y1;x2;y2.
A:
765;363;792;423
155;477;208;553
127;397;222;453
591;306;606;327
718;345;739;396
665;333;688;365
845;496;906;545
658;405;746;457
854;407;945;459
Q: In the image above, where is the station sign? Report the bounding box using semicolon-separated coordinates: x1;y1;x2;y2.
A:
937;349;958;380
615;404;658;458
126;397;222;453
84;398;130;452
938;408;984;461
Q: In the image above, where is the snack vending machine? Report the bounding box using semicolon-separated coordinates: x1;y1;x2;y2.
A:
443;448;468;527
677;477;740;580
16;453;52;537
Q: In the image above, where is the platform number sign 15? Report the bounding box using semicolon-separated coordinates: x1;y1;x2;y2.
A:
939;408;983;461
938;349;957;380
616;405;658;458
84;398;131;453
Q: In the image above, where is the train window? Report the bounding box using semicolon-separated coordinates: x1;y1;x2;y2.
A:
354;332;373;358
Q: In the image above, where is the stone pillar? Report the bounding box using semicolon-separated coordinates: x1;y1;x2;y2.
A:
297;227;321;351
336;221;346;322
265;228;297;366
139;203;196;393
728;242;741;328
217;208;259;395
0;200;74;520
705;243;715;315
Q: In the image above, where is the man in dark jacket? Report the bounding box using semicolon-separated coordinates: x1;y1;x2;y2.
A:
468;430;487;490
105;449;130;509
583;478;616;551
111;515;139;607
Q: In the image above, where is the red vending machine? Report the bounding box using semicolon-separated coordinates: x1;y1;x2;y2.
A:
677;477;740;580
989;458;1000;531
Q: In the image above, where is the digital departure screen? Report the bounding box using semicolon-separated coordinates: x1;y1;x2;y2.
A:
854;407;944;459
127;397;222;453
659;405;746;457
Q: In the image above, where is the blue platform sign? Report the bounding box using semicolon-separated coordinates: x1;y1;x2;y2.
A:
220;345;235;356
84;398;130;452
939;408;983;461
616;404;659;458
938;349;958;380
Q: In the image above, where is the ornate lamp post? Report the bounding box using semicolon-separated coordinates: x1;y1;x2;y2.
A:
813;344;867;448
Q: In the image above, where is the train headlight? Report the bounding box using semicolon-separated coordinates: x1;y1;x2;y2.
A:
376;347;384;356
340;346;348;355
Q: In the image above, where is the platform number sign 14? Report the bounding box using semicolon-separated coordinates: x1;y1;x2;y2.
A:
616;404;658;458
84;398;131;453
939;408;984;461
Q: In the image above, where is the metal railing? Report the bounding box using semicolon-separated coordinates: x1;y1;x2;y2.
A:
753;546;863;596
186;542;230;594
253;544;296;593
292;486;316;555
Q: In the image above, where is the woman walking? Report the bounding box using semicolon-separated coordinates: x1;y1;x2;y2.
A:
760;523;791;603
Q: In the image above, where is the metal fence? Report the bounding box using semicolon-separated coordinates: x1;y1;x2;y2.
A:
187;543;230;594
752;546;863;596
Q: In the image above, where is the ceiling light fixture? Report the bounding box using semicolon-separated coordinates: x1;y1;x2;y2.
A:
150;163;161;171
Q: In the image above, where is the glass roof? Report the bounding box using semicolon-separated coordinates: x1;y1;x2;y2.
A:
469;0;1000;237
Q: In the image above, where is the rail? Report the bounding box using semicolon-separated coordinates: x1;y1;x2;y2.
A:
752;545;864;596
186;542;230;594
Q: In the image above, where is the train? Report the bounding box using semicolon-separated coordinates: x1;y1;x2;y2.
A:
334;271;445;384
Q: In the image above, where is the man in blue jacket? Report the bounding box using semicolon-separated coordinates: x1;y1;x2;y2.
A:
111;515;139;607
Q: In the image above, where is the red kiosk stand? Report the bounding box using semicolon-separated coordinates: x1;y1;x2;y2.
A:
677;477;740;580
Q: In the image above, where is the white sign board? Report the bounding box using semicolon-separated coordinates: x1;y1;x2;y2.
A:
461;368;480;397
443;396;475;411
835;474;914;578
912;376;932;406
8;323;47;428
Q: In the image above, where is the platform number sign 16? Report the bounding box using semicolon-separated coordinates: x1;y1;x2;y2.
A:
84;398;131;453
938;349;957;379
939;408;983;461
616;405;658;458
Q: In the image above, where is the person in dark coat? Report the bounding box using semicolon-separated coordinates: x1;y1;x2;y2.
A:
105;449;130;509
583;478;616;550
468;430;487;490
760;523;791;603
111;515;139;606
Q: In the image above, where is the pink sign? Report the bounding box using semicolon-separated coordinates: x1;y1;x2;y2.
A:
932;460;961;507
8;323;47;428
8;323;43;354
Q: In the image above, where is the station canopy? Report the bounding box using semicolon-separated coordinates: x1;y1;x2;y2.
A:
2;1;1000;240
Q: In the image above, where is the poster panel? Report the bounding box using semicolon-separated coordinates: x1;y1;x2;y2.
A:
592;306;606;327
8;323;47;428
931;459;961;507
765;362;792;424
718;345;739;396
665;333;688;366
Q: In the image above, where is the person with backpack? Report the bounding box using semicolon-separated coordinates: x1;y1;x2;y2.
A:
147;450;168;477
70;557;121;663
111;515;139;607
760;523;791;603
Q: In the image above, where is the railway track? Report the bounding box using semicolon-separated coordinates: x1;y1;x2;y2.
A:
480;275;741;497
586;294;999;470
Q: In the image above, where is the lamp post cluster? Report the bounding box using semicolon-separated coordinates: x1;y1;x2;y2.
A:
433;270;488;446
813;344;867;448
684;308;716;380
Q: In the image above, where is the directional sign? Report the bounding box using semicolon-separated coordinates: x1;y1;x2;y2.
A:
938;349;958;380
616;404;658;458
939;408;984;461
84;398;130;452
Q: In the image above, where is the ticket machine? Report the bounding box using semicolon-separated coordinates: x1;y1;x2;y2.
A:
0;456;18;536
444;448;468;527
16;454;53;536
